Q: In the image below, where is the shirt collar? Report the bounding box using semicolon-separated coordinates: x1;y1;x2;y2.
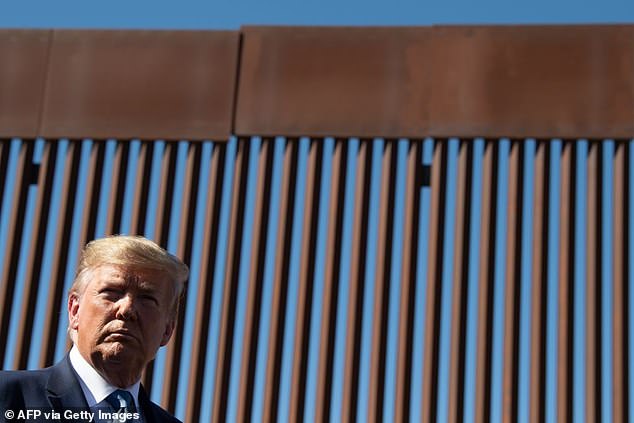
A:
68;345;141;409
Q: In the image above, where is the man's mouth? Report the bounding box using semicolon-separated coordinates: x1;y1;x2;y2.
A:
104;330;138;343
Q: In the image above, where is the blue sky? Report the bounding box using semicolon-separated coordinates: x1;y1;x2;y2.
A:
1;0;633;29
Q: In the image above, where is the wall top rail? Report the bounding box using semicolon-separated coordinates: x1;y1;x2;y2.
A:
1;25;632;140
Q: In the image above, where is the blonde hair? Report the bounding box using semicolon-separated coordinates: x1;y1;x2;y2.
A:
68;236;189;342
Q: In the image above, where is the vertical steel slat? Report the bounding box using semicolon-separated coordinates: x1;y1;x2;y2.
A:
14;142;58;369
315;138;348;423
263;138;299;423
105;141;130;234
341;139;372;423
474;141;497;423
161;142;202;412
394;140;422;423
142;141;178;392
367;139;398;423
613;141;627;423
129;141;154;235
211;137;251;423
289;138;324;423
39;140;82;367
184;143;226;423
448;141;472;423
529;142;548;422
586;142;600;423
77;140;106;252
0;140;35;365
0;140;10;218
502;141;522;423
422;140;447;423
557;142;575;422
237;137;275;422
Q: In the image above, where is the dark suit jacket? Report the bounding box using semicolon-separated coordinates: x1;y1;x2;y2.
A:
0;356;180;423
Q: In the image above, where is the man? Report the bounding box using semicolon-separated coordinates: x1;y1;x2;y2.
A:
0;235;188;422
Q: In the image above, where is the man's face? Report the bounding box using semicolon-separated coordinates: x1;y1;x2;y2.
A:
68;264;176;382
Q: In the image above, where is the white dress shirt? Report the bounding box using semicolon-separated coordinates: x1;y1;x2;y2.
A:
69;345;141;411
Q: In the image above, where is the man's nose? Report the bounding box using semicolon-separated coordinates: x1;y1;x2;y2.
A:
115;295;138;320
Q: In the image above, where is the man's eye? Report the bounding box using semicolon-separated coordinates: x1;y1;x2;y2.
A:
100;289;123;298
140;295;159;305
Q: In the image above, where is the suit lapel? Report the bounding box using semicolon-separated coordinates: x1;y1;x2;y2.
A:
45;356;92;421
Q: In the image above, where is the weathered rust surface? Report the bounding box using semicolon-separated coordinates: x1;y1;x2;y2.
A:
235;26;431;138
40;30;239;141
429;26;634;139
0;30;50;138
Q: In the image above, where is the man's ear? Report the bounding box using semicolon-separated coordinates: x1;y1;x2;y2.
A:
68;293;80;330
160;319;176;346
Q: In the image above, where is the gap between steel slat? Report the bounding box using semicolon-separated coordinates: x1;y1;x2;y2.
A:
39;140;82;368
0;140;35;366
211;137;251;423
0;140;11;219
185;143;227;423
263;138;299;423
502;141;523;423
612;141;627;423
557;141;574;422
142;141;178;392
529;141;548;423
341;139;373;423
315;138;348;423
105;141;130;235
129;141;154;235
448;141;472;423
289;138;324;423
14;142;58;369
422;140;448;423
394;140;422;423
368;139;398;423
161;142;202;412
586;142;600;423
474;141;497;423
237;137;275;422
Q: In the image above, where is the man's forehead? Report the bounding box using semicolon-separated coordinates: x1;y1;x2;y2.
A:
91;264;168;284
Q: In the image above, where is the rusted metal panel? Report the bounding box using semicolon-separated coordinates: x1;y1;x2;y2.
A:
0;30;50;138
235;27;431;139
105;142;130;234
429;26;634;139
40;30;239;141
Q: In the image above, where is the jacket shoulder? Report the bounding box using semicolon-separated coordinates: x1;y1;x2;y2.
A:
145;401;182;423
